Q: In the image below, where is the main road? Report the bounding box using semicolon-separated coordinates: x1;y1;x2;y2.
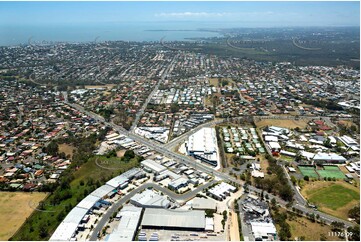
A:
130;57;177;131
65;102;354;230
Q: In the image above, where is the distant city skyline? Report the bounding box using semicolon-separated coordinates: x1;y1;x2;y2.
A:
0;1;359;27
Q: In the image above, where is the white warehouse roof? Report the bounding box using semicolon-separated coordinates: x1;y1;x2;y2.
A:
107;205;142;241
141;208;206;230
76;194;100;210
141;159;167;173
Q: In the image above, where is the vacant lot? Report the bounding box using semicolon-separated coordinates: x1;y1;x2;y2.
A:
84;84;116;89
301;181;359;219
0;192;48;240
58;143;76;159
287;214;343;241
209;78;219;87
255;119;308;129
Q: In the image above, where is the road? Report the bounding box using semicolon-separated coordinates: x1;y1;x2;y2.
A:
130;57;176;131
65;102;355;232
89;180;216;241
164;119;225;150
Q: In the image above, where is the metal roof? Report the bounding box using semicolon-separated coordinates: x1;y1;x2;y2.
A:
141;208;206;230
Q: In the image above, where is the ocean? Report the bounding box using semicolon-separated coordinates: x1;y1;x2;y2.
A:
0;21;231;46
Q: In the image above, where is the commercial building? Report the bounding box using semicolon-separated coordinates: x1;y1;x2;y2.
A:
106;175;129;189
186;197;217;211
208;182;236;200
141;159;167;175
250;222;277;241
168;177;189;191
313;152;347;164
186;127;219;166
338;135;359;148
130;189;170;208
141;208;206;231
50;207;88;241
107;205;143;241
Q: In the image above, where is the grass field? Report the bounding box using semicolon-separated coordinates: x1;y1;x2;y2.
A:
317;166;345;179
255;119;308;129
0;192;48;240
301;181;360;220
298;166;319;178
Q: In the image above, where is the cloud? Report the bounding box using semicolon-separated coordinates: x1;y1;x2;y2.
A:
155;12;231;18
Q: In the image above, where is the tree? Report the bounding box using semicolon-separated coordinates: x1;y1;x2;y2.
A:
124;150;135;161
331;221;344;232
44;141;58;156
271;198;277;207
348;206;360;223
348;225;360;241
38;221;48;238
304;175;309;181
290;175;297;185
170;103;180;113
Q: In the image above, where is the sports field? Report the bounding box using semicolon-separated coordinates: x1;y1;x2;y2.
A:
317;166;345;179
302;181;360;219
298;166;319;178
0;192;48;240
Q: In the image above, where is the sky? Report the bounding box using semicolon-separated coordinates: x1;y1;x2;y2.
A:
0;1;359;27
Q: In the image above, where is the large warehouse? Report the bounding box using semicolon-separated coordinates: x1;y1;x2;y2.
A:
141;208;206;231
186;127;219;166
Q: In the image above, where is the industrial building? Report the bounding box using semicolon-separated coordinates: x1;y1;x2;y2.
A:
250;222;277;241
186;127;219;166
141;208;206;231
141;159;167;174
130;189;171;208
50;207;89;241
208;182;236;200
107;205;143;241
168;177;189;191
186;197;217;211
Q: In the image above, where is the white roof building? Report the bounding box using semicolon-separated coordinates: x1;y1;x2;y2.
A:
130;189;170;208
106;175;129;188
187;127;219;166
50;207;88;241
141;159;167;174
313;152;347;163
141;208;206;230
339;135;359;148
90;184;116;198
107;205;142;241
250;222;277;240
268;142;281;150
76;195;100;210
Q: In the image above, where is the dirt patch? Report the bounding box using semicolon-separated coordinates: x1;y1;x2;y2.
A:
116;149;126;158
0;192;48;240
84;84;116;90
58;143;76;159
209;78;219;87
287;215;343;241
255;119;308;129
229;211;240;241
